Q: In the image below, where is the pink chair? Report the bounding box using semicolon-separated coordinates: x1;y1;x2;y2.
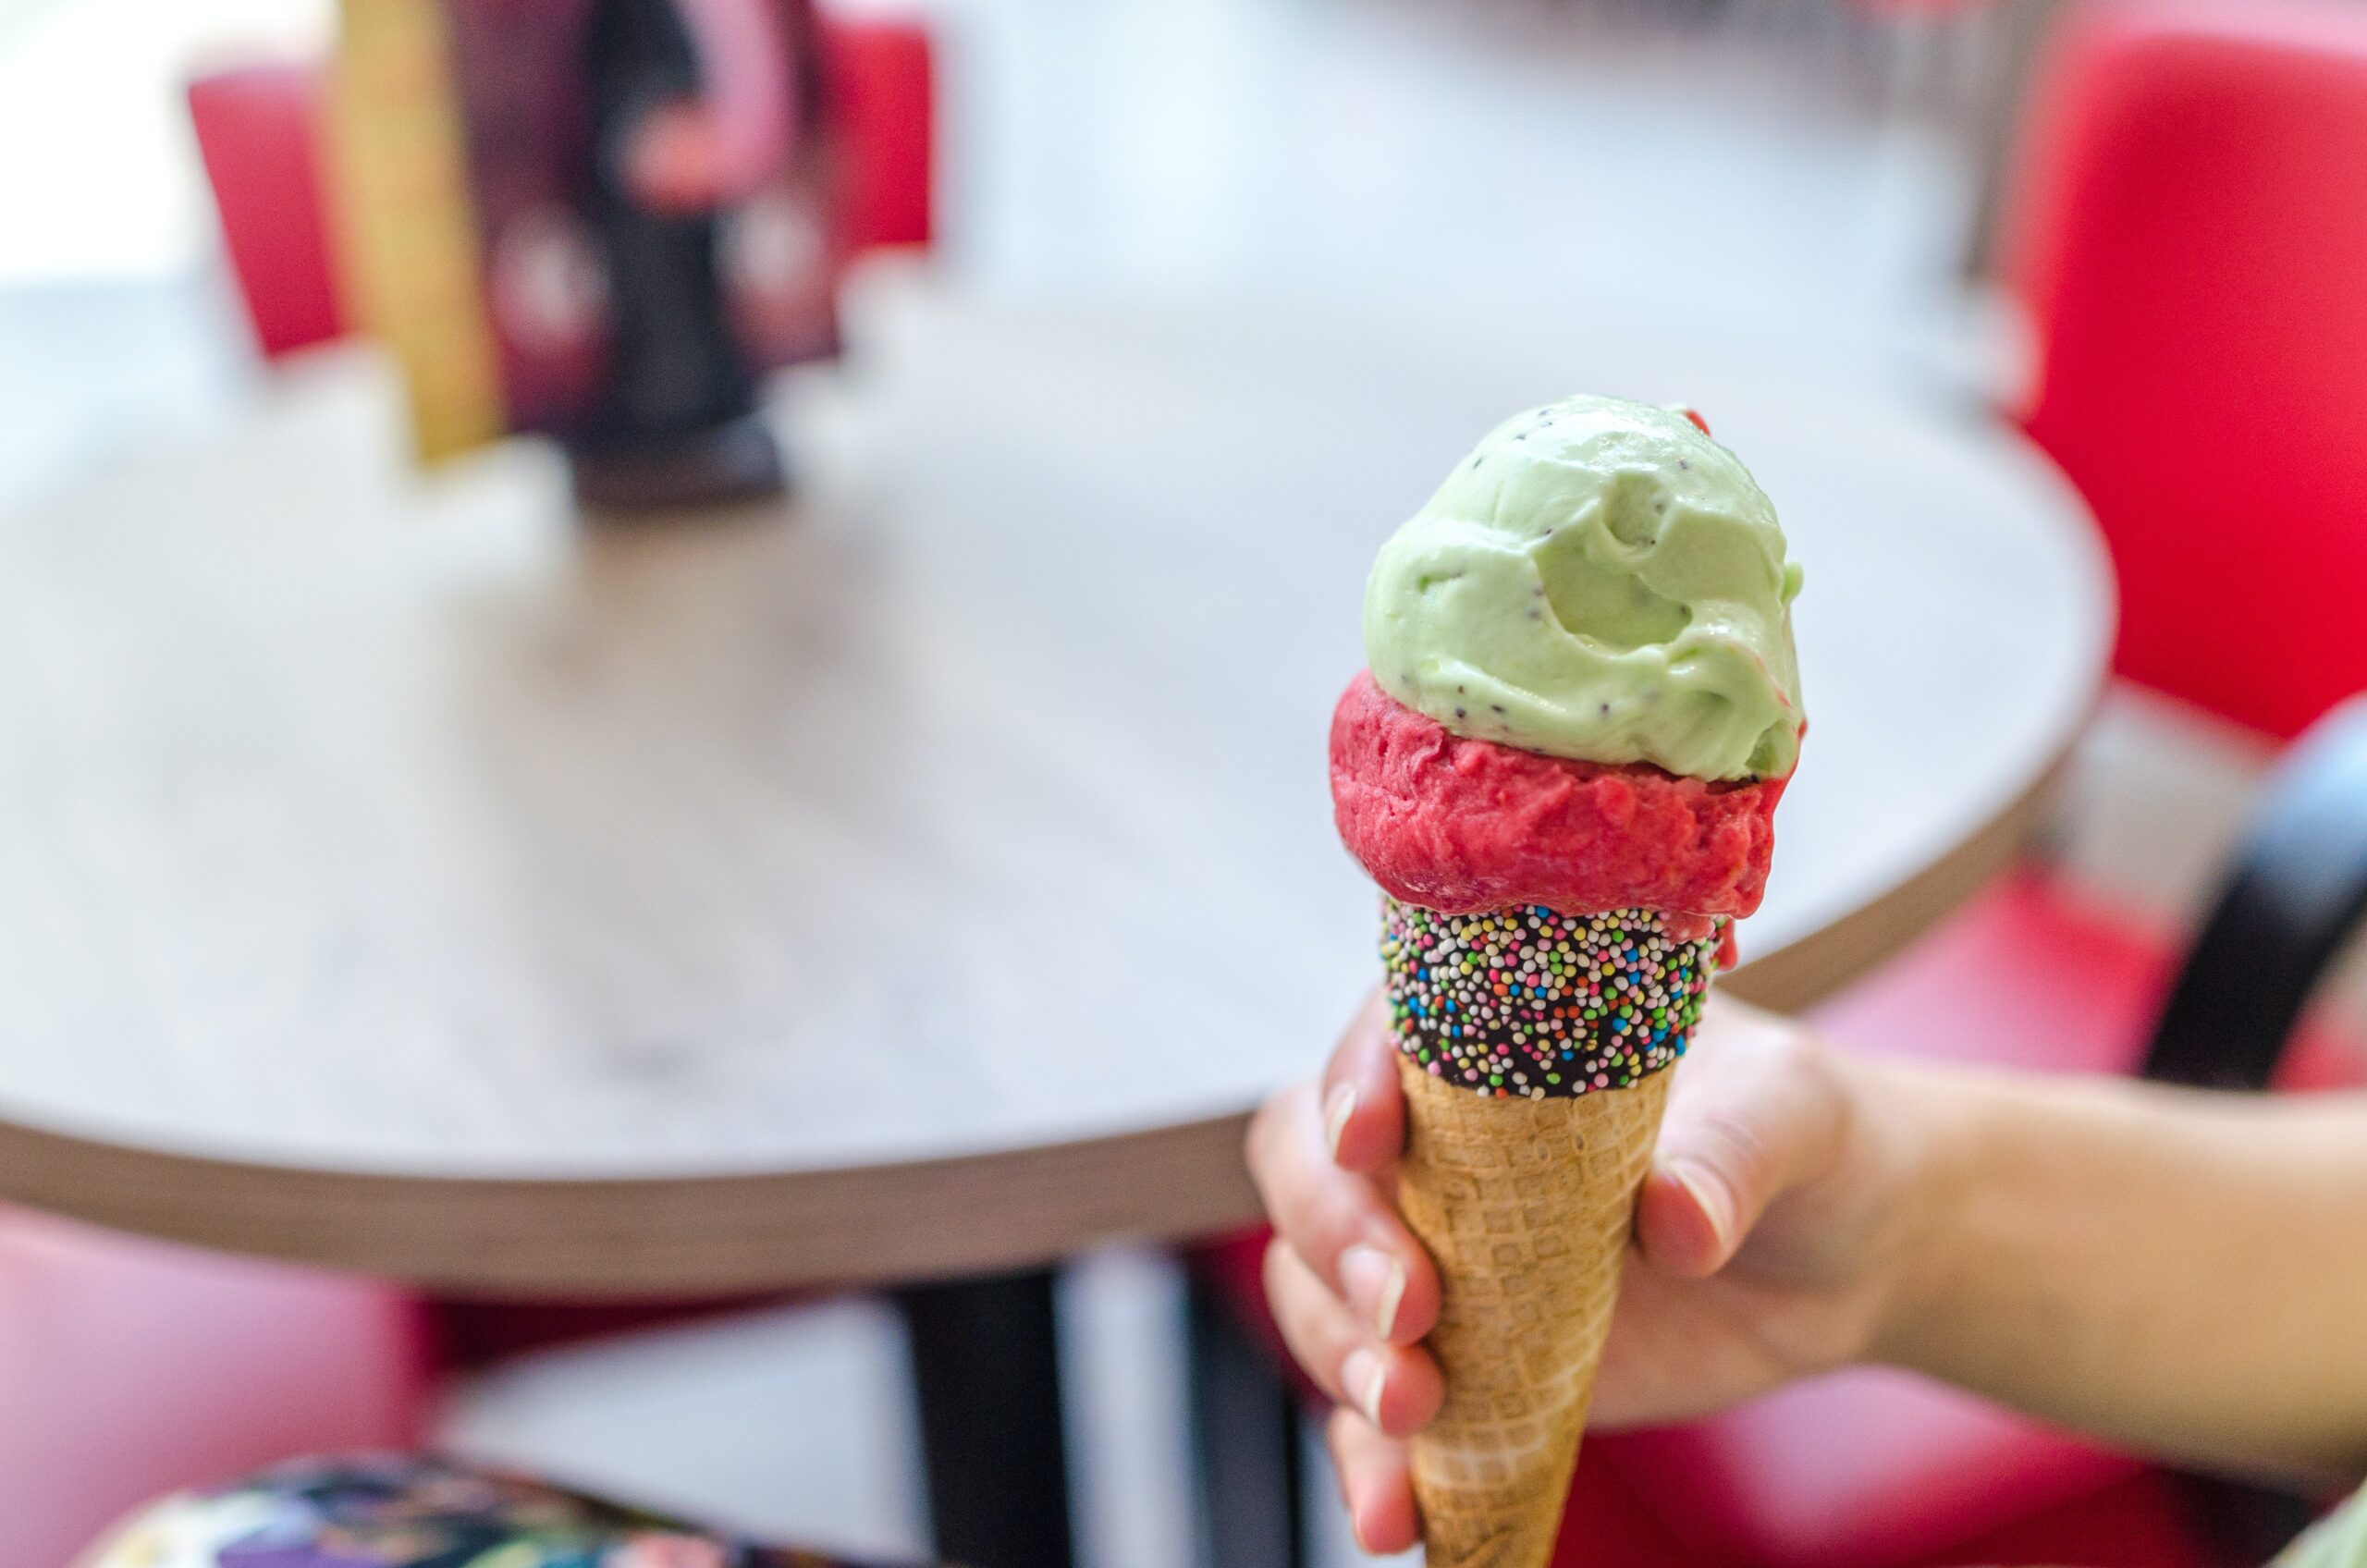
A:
0;1211;429;1568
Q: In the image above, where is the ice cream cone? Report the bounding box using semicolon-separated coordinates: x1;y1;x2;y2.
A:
1326;394;1803;1568
1395;1056;1670;1568
1381;900;1716;1568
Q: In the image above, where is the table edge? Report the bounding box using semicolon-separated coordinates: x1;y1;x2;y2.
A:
0;730;2079;1293
0;1106;1263;1296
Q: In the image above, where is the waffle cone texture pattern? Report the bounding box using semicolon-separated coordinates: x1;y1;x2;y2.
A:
1384;900;1711;1568
1395;1052;1671;1568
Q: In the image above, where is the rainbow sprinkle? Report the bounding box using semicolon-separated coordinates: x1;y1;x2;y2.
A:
1382;899;1723;1099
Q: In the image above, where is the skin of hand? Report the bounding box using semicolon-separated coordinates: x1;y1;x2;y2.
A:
1248;990;2367;1554
1245;990;1939;1554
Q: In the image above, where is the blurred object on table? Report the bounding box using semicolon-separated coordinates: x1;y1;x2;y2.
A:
187;0;934;510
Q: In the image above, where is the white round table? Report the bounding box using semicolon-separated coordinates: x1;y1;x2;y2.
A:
0;279;2109;1290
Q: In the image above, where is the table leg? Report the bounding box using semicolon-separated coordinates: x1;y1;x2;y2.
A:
1185;1269;1306;1568
897;1269;1076;1568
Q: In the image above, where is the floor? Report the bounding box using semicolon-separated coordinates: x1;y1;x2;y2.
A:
0;0;2008;1562
439;1253;1239;1568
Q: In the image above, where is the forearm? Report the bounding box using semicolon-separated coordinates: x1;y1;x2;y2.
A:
1870;1062;2367;1482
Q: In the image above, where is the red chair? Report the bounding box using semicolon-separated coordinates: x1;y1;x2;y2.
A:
185;66;341;360
0;1211;430;1568
2007;0;2367;742
1188;5;2367;1564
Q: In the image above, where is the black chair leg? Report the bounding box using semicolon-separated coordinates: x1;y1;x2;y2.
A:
2182;1474;2323;1565
1185;1268;1306;1568
897;1268;1077;1568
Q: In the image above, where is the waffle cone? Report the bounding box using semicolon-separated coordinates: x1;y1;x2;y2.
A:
1394;1053;1673;1568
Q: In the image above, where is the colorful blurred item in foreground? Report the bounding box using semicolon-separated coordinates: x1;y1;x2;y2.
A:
1330;396;1803;1568
78;1454;918;1568
190;1;936;510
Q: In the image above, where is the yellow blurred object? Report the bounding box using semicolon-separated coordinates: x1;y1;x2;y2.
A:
325;0;508;461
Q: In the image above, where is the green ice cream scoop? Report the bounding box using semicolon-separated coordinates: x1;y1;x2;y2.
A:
1364;394;1804;781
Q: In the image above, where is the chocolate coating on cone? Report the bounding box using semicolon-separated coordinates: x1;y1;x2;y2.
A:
1396;1054;1672;1568
1384;900;1719;1098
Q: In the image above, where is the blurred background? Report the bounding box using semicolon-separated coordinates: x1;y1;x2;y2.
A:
0;0;2013;516
9;0;2367;1566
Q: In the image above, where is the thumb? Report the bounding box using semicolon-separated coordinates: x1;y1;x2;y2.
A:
1635;1003;1838;1279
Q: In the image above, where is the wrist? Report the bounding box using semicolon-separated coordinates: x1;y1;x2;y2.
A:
1846;1053;1999;1373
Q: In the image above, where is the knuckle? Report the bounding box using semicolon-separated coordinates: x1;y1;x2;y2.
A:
1244;1099;1278;1176
1244;1084;1307;1193
1689;1104;1778;1186
1758;1015;1837;1087
1260;1235;1297;1301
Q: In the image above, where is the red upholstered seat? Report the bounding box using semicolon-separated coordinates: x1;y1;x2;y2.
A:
0;1212;429;1568
1805;868;2361;1092
1593;1372;2148;1568
2005;0;2367;742
185;67;340;361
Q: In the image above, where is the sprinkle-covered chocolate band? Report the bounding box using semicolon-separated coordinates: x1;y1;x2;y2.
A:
1382;900;1723;1099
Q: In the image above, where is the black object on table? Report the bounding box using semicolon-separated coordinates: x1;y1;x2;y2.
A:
576;0;784;511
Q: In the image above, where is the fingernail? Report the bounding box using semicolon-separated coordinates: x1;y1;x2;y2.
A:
1340;1244;1406;1340
1669;1160;1731;1254
1376;1256;1405;1340
1324;1083;1358;1161
1341;1345;1388;1427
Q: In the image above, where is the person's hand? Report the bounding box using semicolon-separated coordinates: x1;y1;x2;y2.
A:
1245;989;1940;1553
